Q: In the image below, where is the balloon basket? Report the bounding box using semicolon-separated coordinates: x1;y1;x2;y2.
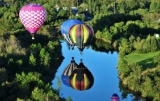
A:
31;34;35;40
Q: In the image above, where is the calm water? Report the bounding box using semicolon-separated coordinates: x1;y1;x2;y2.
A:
52;40;134;101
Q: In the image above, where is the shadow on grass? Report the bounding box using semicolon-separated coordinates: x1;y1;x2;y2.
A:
137;58;157;70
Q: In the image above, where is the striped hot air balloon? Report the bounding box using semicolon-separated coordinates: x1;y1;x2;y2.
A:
61;57;78;87
19;4;47;39
111;93;120;101
69;24;94;53
69;59;94;91
61;19;83;45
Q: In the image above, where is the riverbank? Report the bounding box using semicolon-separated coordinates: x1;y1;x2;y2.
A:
118;50;160;101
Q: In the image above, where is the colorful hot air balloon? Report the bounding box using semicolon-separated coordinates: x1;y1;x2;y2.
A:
61;57;78;87
61;19;83;46
69;59;94;91
69;24;94;53
111;93;120;101
19;4;47;39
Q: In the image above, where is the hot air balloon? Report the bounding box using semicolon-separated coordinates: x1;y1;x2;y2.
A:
61;57;78;87
61;19;83;47
19;4;47;40
111;93;120;101
69;24;94;53
69;59;94;91
71;7;78;15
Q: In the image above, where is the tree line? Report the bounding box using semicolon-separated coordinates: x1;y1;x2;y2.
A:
1;0;160;101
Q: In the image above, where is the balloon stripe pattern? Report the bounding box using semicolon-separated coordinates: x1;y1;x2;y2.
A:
111;93;120;101
83;25;89;43
70;68;94;90
61;58;78;87
69;24;94;51
69;61;94;91
71;74;78;89
62;61;77;76
84;74;89;90
61;19;82;45
19;4;47;34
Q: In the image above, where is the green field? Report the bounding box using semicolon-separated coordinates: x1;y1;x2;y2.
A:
126;51;160;65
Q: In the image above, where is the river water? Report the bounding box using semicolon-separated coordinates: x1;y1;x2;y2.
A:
52;40;136;101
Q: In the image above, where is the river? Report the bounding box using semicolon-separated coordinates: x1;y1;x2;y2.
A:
52;40;137;101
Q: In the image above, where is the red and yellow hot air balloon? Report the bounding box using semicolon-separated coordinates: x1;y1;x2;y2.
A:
61;19;83;46
19;4;47;39
69;59;94;91
69;24;94;53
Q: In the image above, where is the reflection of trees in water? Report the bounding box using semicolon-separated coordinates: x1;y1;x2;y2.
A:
91;39;149;101
119;80;148;101
91;39;115;53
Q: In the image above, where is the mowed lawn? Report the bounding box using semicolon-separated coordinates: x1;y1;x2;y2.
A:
126;51;160;65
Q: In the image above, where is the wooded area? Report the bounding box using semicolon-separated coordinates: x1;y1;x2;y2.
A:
0;0;160;101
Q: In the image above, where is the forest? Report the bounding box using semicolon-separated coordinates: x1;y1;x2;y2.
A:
0;0;160;101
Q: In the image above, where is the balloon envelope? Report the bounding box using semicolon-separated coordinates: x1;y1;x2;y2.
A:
69;60;94;90
61;57;78;87
71;7;78;15
111;93;120;101
69;24;94;52
61;19;83;45
19;4;47;34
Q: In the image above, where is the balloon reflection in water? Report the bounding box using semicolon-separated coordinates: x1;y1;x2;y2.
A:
69;59;94;91
111;93;120;101
61;57;78;87
69;24;94;54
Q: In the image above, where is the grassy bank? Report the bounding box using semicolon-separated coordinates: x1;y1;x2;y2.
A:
126;51;160;65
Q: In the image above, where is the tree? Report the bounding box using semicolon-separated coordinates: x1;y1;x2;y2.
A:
154;53;160;65
66;96;73;101
118;56;130;79
56;76;62;91
29;54;36;67
119;38;132;55
39;48;51;67
156;1;160;13
95;30;102;39
31;87;46;101
150;2;157;13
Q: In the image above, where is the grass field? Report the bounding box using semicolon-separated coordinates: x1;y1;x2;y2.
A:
126;51;160;66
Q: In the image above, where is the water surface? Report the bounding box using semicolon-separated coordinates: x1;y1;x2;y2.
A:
52;40;134;101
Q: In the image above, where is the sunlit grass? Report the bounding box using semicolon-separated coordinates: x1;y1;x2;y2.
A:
126;51;160;65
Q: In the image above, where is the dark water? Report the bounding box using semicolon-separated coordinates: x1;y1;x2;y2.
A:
52;40;136;101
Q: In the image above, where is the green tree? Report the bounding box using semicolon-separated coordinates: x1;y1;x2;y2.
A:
39;48;51;67
150;2;157;13
31;87;46;101
118;56;130;79
56;76;62;91
66;96;73;101
156;1;160;13
95;30;102;39
119;38;132;55
154;53;160;65
29;43;42;56
29;54;36;67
